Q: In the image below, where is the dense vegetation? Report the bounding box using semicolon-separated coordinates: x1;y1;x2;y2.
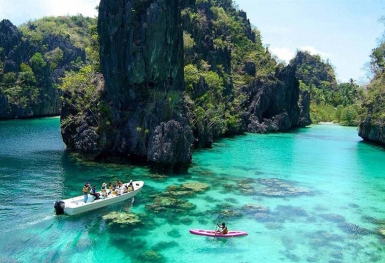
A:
360;21;385;125
19;15;95;52
57;0;362;133
290;51;363;126
1;2;366;129
0;15;95;118
182;0;285;143
60;0;285;149
18;15;97;71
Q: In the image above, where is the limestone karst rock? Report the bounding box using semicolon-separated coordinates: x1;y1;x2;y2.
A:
61;0;193;171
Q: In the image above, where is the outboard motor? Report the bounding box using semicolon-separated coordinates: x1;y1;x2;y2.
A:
54;200;65;215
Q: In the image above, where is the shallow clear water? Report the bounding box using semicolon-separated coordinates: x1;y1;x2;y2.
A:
0;118;384;263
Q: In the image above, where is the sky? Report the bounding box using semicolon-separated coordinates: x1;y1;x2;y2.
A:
235;0;385;83
0;0;384;84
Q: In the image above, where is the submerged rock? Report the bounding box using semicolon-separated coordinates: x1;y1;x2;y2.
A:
219;209;243;219
138;250;164;262
145;173;169;181
181;182;210;192
307;230;344;244
103;212;142;226
319;213;346;223
338;222;373;236
152;241;178;251
275;205;308;218
212;203;244;219
224;197;239;204
242;204;270;214
167;229;182;238
145;181;210;218
257;178;311;197
362;215;385;225
146;196;196;214
163;182;209;197
236;178;257;195
163;190;195;197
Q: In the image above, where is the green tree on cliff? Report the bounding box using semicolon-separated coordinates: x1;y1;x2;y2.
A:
182;0;276;142
291;51;362;125
360;22;385;124
1;62;39;106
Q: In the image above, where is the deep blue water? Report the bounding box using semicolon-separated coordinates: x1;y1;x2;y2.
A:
0;118;384;263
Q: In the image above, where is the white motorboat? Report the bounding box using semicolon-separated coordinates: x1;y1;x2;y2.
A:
54;181;144;215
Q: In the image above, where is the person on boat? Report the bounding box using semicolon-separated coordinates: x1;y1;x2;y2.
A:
127;180;134;191
83;182;91;203
123;185;129;194
101;183;107;198
107;182;113;195
118;185;124;195
216;222;228;234
117;180;122;187
111;184;117;195
113;181;119;195
90;185;100;200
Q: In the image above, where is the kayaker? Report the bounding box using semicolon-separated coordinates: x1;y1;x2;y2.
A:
216;222;228;234
83;182;90;203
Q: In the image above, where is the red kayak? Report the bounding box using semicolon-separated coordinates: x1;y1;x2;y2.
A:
189;229;248;238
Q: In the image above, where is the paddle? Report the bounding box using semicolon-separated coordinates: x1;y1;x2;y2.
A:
214;214;220;235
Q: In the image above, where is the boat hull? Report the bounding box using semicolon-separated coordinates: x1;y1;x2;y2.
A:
189;229;248;238
55;181;144;215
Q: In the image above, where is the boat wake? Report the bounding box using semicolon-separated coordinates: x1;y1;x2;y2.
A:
9;214;56;233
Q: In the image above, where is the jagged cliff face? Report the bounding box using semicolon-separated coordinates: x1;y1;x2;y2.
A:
61;0;194;171
98;0;185;107
358;77;385;145
290;51;337;88
358;119;385;144
358;32;385;145
243;65;310;133
60;0;311;170
0;19;85;119
181;2;310;144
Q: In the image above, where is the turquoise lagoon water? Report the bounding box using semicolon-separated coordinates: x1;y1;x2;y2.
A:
0;118;384;263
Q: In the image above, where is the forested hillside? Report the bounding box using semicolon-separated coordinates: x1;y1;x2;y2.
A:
180;0;312;145
4;0;370;167
0;15;95;119
290;51;363;125
59;0;311;170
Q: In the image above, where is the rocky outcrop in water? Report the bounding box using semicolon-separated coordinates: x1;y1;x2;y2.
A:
358;77;385;145
0;19;85;119
243;65;311;133
181;1;310;146
358;118;385;145
60;0;311;170
61;0;194;171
